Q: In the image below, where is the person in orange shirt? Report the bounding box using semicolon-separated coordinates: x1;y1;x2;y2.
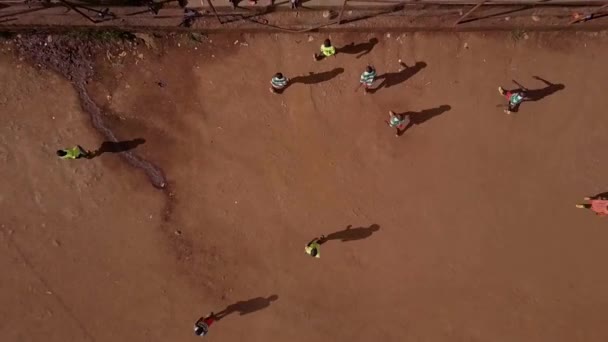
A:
576;195;608;216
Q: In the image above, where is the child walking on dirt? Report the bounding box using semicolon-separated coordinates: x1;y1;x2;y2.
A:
56;146;90;160
498;82;528;114
269;72;289;94
576;196;608;216
194;312;217;337
314;39;336;61
386;111;410;137
356;65;376;94
305;236;327;258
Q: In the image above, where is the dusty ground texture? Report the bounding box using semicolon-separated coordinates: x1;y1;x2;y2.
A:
2;30;608;342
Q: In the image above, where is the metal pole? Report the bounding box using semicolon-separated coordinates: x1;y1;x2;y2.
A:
58;0;97;24
337;0;348;25
453;0;485;26
205;0;223;25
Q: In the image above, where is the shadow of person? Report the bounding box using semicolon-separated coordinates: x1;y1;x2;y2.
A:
290;68;344;86
336;38;379;59
523;76;565;102
215;295;278;320
322;224;380;243
370;61;427;92
89;138;145;159
400;105;451;135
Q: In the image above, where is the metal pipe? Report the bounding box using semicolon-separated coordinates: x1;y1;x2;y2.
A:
205;0;222;24
454;0;485;25
337;0;348;24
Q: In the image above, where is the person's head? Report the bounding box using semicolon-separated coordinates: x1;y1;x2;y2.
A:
275;72;283;79
194;327;205;336
323;39;331;47
366;66;373;73
310;247;318;257
56;150;67;157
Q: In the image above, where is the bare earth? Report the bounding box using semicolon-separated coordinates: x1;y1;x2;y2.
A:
2;31;608;342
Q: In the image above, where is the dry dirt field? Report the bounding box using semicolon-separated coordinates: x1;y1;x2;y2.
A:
2;30;608;342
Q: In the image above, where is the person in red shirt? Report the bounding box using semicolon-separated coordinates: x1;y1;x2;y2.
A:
194;312;217;337
576;195;608;216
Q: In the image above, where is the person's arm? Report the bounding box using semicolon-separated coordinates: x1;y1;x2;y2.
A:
306;238;318;246
512;79;528;91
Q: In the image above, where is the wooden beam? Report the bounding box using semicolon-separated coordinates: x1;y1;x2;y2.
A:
453;0;485;26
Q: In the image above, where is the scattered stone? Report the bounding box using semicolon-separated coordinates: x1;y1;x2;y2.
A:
532;15;540;22
134;33;157;50
523;33;529;40
505;16;510;21
189;32;204;43
52;239;60;247
307;35;314;42
46;290;53;295
118;51;127;57
46;35;52;43
386;33;391;38
322;10;331;19
234;40;239;45
464;42;469;49
137;53;144;59
174;230;182;236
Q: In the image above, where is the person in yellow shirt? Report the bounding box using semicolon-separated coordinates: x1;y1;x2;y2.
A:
304;235;327;258
314;39;336;61
56;145;90;160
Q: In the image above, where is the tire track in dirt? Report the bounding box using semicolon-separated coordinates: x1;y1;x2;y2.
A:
15;35;193;261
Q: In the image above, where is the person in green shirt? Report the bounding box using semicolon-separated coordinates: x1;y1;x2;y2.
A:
314;39;337;61
304;235;327;258
56;145;90;160
386;110;411;137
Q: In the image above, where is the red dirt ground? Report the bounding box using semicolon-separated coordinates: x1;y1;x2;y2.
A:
2;31;608;342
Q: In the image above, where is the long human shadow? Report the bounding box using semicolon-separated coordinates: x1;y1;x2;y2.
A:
89;138;145;158
401;105;451;134
214;295;278;320
520;76;565;102
321;224;380;243
336;38;379;59
290;67;344;86
370;61;427;92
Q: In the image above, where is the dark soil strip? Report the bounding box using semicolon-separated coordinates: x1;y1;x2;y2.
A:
16;34;168;189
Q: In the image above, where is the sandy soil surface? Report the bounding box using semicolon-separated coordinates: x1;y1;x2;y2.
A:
2;31;608;342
